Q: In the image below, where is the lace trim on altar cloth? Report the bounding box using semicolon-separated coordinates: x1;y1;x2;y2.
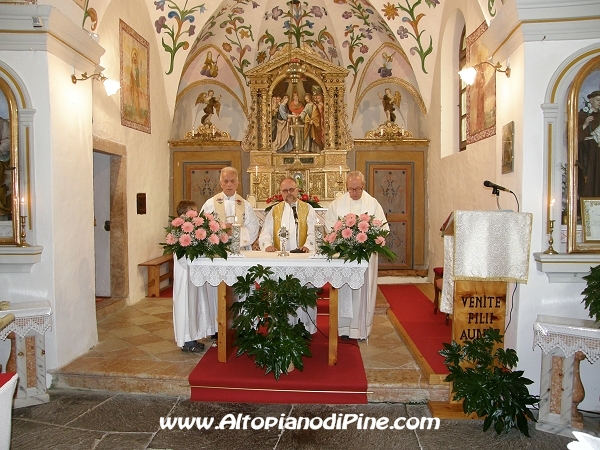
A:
188;265;367;290
0;315;52;340
533;322;600;363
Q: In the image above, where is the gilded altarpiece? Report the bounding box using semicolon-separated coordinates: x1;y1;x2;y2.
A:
242;47;353;202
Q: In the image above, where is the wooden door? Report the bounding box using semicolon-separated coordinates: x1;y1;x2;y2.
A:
367;164;414;270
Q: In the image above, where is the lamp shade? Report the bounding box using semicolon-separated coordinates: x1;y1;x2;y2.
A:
458;67;477;85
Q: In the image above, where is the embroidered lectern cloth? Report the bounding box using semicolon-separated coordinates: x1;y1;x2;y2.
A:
440;210;532;314
453;210;532;282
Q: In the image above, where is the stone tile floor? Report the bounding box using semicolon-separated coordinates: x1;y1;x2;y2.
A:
11;389;572;449
53;283;448;402
11;282;577;449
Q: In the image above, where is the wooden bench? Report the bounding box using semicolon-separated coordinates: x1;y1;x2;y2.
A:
138;254;174;298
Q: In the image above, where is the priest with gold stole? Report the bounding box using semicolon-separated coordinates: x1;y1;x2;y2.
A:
259;177;317;333
325;171;389;340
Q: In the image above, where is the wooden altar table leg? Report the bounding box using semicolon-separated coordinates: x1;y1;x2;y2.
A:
217;281;235;363
328;286;338;366
572;351;585;429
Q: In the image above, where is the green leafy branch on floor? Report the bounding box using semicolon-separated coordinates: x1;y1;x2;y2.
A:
439;328;539;436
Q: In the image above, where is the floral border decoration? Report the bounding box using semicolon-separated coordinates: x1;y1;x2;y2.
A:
381;0;440;74
154;0;207;75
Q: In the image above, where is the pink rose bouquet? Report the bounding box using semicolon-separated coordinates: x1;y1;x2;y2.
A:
161;209;230;261
319;213;396;263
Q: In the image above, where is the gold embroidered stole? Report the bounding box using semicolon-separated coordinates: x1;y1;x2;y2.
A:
272;200;309;249
212;193;245;225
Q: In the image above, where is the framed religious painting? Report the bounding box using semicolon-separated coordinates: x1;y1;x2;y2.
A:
465;22;496;144
581;198;600;242
501;121;514;174
0;77;21;244
119;20;151;133
567;55;600;252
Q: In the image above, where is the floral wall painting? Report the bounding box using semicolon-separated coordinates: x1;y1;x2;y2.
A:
466;22;496;144
154;0;206;75
120;20;151;134
502;121;514;174
381;0;441;74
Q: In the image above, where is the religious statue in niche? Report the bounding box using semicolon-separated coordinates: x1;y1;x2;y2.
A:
379;88;401;123
186;90;230;141
196;90;221;126
272;95;294;153
271;78;324;154
364;87;411;140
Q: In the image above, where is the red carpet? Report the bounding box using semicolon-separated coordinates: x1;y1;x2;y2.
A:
189;299;367;404
158;286;173;298
378;284;450;375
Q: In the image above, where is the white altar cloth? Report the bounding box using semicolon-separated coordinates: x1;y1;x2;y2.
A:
176;251;369;341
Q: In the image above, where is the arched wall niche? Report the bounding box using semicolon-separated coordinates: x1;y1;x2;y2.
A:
0;61;35;248
440;9;466;158
543;45;600;256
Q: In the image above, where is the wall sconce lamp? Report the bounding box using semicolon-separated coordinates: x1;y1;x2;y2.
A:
71;72;121;96
458;60;511;85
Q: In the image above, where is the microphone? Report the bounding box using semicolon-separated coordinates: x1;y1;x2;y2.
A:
292;205;298;223
483;180;513;193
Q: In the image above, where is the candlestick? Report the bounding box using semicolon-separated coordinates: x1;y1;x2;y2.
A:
543;219;558;255
19;215;28;247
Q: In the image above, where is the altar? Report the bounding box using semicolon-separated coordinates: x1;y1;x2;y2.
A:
176;251;368;365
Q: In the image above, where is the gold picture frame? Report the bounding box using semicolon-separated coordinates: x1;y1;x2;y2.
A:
567;55;600;252
119;20;151;134
0;77;20;245
581;198;600;242
501;121;514;174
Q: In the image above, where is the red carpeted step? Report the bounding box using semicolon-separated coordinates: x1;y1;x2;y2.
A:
189;294;366;404
379;284;451;375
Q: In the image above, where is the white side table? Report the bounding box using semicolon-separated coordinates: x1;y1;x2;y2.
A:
533;315;600;438
0;301;52;408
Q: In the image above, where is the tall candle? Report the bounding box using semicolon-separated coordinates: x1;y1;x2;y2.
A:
550;198;555;218
339;166;342;176
20;196;26;217
255;165;258;176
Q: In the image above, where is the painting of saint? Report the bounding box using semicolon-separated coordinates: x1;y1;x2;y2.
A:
120;20;151;133
272;95;294;153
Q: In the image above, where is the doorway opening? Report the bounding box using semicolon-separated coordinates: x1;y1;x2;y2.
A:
92;137;129;320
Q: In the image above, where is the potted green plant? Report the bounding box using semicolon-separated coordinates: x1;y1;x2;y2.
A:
581;264;600;323
230;264;318;380
439;328;539;436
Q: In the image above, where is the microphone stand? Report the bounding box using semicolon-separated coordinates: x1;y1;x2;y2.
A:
491;187;503;210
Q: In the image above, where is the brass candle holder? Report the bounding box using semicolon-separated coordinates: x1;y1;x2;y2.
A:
543;219;558;255
19;215;29;247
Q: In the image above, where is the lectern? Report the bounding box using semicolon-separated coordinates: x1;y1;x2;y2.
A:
429;210;532;418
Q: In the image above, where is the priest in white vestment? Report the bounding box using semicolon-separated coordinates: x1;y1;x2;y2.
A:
259;177;318;333
325;171;389;340
173;167;259;349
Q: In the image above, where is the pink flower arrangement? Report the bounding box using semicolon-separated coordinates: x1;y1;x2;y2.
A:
161;209;231;261
319;213;396;263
